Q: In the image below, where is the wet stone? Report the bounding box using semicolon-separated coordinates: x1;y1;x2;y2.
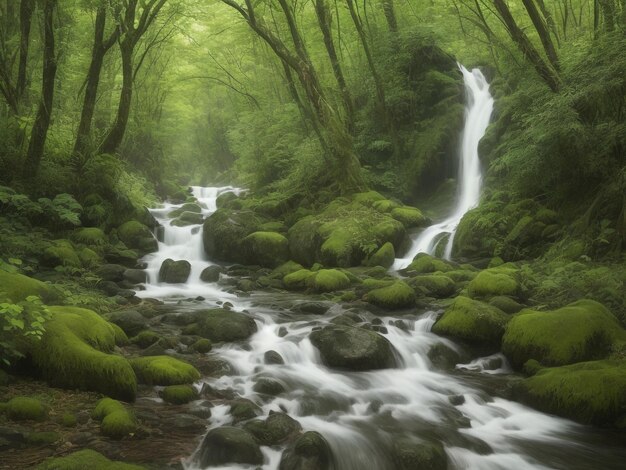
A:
264;350;285;365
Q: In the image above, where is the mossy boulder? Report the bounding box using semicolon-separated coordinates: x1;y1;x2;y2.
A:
200;265;222;283
502;300;625;369
190;338;212;353
432;296;509;347
27;306;136;401
244;412;302;446
0;270;60;303
117;221;157;255
515;360;626;426
310;325;397;371
2;397;47;421
92;398;138;440
72;227;108;248
365;281;415;310
202;208;262;263
287;198;406;268
130;356;200;385
130;330;161;349
392;439;447;470
161;385;198;404
106;309;148;337
196;426;263;467
78;247;101;267
312;269;350;292
169;203;202;218
366;242;395;268
409;274;456;298
467;268;522;300
391;206;429;228
37;449;145;470
194;308;258;342
279;431;333;470
26;431;60;445
283;269;316;290
170;211;204;227
272;260;305;278
242;231;289;268
405;253;453;274
42;240;82;268
158;258;191;284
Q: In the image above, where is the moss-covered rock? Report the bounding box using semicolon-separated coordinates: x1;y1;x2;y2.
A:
130;330;161;349
312;269;350;292
170;211;204;227
161;385;198;404
279;431;333;470
197;426;263;467
488;296;524;314
199;265;222;283
106;309;148;337
130;356;200;385
92;398;138;440
392;439;447;470
365;281;415;310
515;360;626;426
28;306;136;401
2;397;47;421
467;268;522;300
432;296;509;347
42;240;82;268
72;227;108;248
117;221;157;255
37;449;145;469
242;231;289;268
78;247;101;267
272;260;305;278
405;253;453;274
244;412;302;446
169;203;202;218
366;242;395;268
0;270;60;303
92;397;125;420
310;325;397;371
158;258;191;284
283;269;316;290
202;208;262;263
195;308;258;342
26;431;60;445
391;206;429;228
190;338;212;353
61;412;77;427
409;274;456;298
502;300;625;368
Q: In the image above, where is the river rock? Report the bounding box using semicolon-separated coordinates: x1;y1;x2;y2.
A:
253;377;286;396
196;426;263;467
158;258;191;284
96;264;126;282
309;325;397;371
244;412;302;446
106;309;147;337
196;308;258;342
392;438;447;470
264;350;285;365
200;265;223;283
279;431;333;470
123;268;147;284
202;208;262;263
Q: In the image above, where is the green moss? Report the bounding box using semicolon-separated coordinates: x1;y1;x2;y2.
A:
468;268;521;299
502;300;625;368
312;269;350;292
72;227;108;247
130;355;200;385
390;207;428;228
518;360;626;425
161;384;198;404
409;274;456;298
101;409;138;439
0;270;60;303
62;412;77;427
168;203;202;218
283;269;316;290
130;330;161;349
37;449;146;470
78;247;101;267
3;397;47;421
351;191;386;206
243;231;289;268
92;398;126;420
366;242;395;268
432;296;509;347
272;261;304;278
488;296;523;314
28;306;137;401
372;199;401;213
362;278;396;290
117;221;153;246
203;209;263;263
366;281;415;310
196;308;258;342
190;338;212;353
171;211;204;226
42;240;82;268
26;431;60;445
406;253;453;274
445;269;477;283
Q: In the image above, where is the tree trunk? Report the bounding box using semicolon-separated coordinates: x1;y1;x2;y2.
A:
98;40;133;154
598;0;616;31
492;0;560;92
522;0;560;71
381;0;398;33
535;0;560;45
23;0;57;177
16;0;34;103
314;0;354;129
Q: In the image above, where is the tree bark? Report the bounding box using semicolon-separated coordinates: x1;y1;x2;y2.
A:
492;0;560;92
598;0;616;31
314;0;354;129
381;0;398;33
23;0;57;177
522;0;560;71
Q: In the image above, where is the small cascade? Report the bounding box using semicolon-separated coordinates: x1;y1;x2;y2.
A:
137;185;243;299
393;65;494;270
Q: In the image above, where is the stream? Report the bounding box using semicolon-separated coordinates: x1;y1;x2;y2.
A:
133;68;626;469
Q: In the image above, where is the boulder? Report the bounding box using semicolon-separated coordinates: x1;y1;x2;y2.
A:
117;220;157;255
41;240;81;268
390;207;429;228
312;269;350;293
200;265;222;283
264;350;285;365
279;431;333;470
367;242;395;268
243;231;289;268
123;269;148;284
253;377;286;396
392;438;447;470
168;203;202;218
405;253;454;274
409;274;456;298
130;356;200;385
37;449;145;470
502;300;625;368
1;397;47;421
202;209;262;263
196;308;258;342
365;281;415;310
432;296;509;348
0;270;59;303
310;325;397;371
467;268;522;300
106;309;148;337
161;385;198;404
171;211;204;227
158;258;191;284
197;427;263;467
244;412;302;446
96;264;127;282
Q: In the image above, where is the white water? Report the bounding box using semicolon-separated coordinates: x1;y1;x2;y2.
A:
393;65;494;269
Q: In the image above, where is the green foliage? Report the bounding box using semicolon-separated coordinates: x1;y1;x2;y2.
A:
130;356;200;386
1;396;48;421
37;449;146;470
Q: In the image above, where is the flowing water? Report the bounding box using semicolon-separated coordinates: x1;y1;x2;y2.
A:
135;69;626;469
393;65;494;270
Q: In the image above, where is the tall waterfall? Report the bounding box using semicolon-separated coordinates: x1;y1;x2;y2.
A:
393;65;494;270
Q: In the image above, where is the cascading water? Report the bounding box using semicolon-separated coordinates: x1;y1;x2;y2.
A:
393;65;494;270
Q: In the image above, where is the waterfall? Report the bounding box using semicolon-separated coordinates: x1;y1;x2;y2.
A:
393;65;494;270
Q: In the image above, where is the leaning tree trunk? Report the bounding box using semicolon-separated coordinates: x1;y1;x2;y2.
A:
522;0;560;71
381;0;398;33
23;0;57;177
